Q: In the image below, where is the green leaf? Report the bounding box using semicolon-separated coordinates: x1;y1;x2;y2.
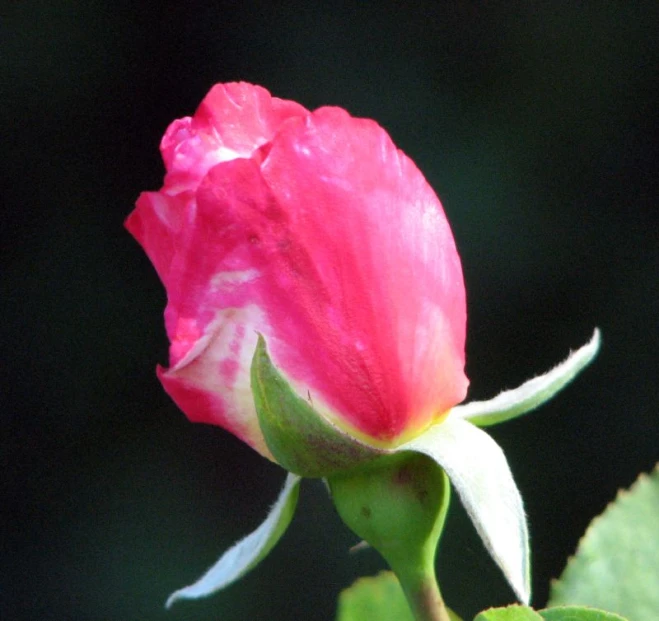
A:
251;334;383;477
452;330;600;427
474;606;628;621
165;473;301;608
336;571;415;621
336;571;463;621
399;417;530;604
548;465;659;621
539;606;628;621
474;604;543;621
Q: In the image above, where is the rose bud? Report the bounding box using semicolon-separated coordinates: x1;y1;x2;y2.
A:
127;82;600;611
126;81;468;467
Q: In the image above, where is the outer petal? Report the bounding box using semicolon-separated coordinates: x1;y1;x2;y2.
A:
160;82;309;195
127;83;307;286
158;305;272;458
255;108;468;442
125;190;189;287
126;85;310;456
152;159;279;457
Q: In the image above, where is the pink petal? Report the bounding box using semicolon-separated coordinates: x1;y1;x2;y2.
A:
166;111;468;444
256;108;469;441
125;190;189;286
160;83;309;195
129;83;468;454
158;305;272;458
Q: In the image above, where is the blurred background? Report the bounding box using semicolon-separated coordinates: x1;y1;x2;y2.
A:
3;1;658;619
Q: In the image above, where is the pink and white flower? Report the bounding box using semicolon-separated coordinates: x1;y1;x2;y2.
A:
127;82;468;457
128;82;599;609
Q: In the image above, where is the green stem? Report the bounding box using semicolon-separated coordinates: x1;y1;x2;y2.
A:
393;557;450;621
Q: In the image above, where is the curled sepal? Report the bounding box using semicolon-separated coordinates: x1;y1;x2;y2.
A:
165;473;301;608
452;329;600;427
329;453;453;621
251;334;384;477
399;418;530;604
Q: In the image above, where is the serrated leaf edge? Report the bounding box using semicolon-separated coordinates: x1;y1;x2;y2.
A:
549;463;659;601
474;603;544;620
539;605;629;621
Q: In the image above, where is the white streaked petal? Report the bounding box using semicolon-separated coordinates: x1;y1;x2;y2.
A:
161;304;272;458
453;329;600;427
399;418;530;603
166;473;301;608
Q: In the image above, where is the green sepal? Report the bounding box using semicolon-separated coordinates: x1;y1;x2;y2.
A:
251;334;383;477
399;417;530;604
453;330;600;428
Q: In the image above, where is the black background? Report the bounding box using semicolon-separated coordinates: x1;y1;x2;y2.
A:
3;2;658;620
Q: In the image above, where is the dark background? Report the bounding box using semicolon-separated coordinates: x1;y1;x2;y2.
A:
3;2;658;620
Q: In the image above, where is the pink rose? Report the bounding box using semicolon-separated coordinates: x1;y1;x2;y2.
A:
126;81;468;462
131;83;601;609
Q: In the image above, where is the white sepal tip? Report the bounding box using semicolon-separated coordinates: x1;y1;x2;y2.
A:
453;329;601;427
166;473;301;608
